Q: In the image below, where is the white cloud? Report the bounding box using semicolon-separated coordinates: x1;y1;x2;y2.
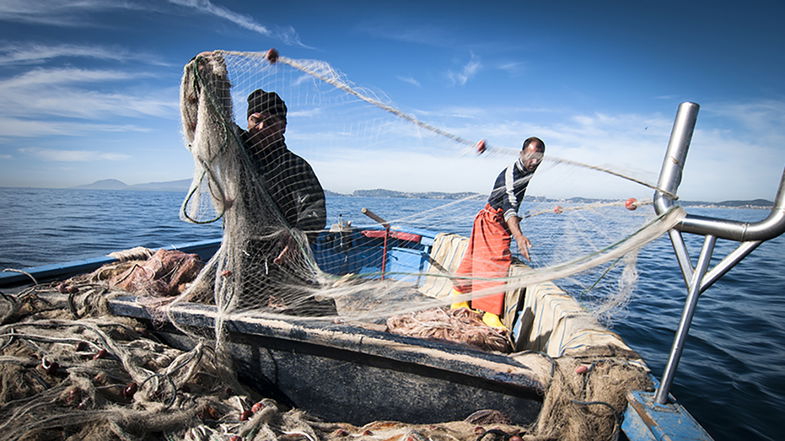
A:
0;117;151;137
299;99;784;201
0;67;178;124
19;147;131;162
167;0;309;47
312;149;503;195
413;105;484;120
0;1;144;26
705;99;785;145
0;154;11;160
447;53;482;86
0;42;170;66
1;67;138;88
396;76;421;87
357;22;457;48
287;108;323;119
497;61;525;75
0;0;306;47
292;74;313;87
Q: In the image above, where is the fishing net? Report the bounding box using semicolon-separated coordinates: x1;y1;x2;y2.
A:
175;49;682;332
0;283;650;441
0;48;685;440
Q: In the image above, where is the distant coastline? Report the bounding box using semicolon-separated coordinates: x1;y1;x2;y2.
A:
72;178;193;192
49;179;774;209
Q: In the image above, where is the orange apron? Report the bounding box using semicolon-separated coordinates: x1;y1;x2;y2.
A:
453;204;511;315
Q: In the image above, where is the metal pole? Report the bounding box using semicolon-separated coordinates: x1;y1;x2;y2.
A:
700;240;761;293
380;225;390;280
653;102;700;215
668;229;694;287
361;208;391;280
654;234;717;404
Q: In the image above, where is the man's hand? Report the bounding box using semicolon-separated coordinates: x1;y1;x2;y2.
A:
506;215;531;261
273;243;291;264
273;233;297;265
514;233;532;261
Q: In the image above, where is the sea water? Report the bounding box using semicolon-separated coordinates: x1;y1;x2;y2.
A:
1;187;783;441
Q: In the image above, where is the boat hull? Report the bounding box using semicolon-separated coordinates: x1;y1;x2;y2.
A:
109;296;545;425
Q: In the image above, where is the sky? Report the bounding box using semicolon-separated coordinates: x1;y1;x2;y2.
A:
0;0;784;202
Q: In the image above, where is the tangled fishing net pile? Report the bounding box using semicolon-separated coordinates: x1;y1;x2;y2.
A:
0;268;651;441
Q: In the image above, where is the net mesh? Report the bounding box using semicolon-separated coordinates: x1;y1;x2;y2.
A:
174;49;682;334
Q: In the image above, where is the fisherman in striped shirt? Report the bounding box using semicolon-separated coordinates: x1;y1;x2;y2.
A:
451;137;545;329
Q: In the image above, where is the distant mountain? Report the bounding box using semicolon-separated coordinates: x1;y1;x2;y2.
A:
716;199;773;208
70;181;777;208
73;179;128;190
128;179;192;192
324;189;348;197
73;179;191;192
679;199;773;208
351;188;482;200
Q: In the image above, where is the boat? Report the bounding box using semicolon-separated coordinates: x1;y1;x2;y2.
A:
2;93;783;441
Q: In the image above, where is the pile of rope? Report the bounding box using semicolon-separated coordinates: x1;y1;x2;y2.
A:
386;308;511;352
532;346;652;441
0;283;245;440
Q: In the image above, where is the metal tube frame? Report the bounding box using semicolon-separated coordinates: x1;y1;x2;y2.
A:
652;102;785;404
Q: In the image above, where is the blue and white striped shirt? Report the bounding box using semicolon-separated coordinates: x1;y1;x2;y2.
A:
487;159;535;222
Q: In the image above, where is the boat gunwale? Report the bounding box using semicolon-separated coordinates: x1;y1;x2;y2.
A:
107;294;550;397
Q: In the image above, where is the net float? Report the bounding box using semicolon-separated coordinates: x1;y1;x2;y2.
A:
266;48;279;63
475;139;487;154
123;382;138;398
65;387;80;405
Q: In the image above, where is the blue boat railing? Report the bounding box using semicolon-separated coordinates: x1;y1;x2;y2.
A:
0;238;222;288
0;226;441;289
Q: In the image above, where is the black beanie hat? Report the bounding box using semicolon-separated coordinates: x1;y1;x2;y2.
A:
246;89;287;120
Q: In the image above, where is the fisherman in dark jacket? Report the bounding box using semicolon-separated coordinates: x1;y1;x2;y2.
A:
240;89;333;315
242;89;326;245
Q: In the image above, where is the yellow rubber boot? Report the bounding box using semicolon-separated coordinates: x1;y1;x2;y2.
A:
482;311;507;330
449;289;470;310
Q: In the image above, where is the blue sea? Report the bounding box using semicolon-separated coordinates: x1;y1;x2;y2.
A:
1;187;783;441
